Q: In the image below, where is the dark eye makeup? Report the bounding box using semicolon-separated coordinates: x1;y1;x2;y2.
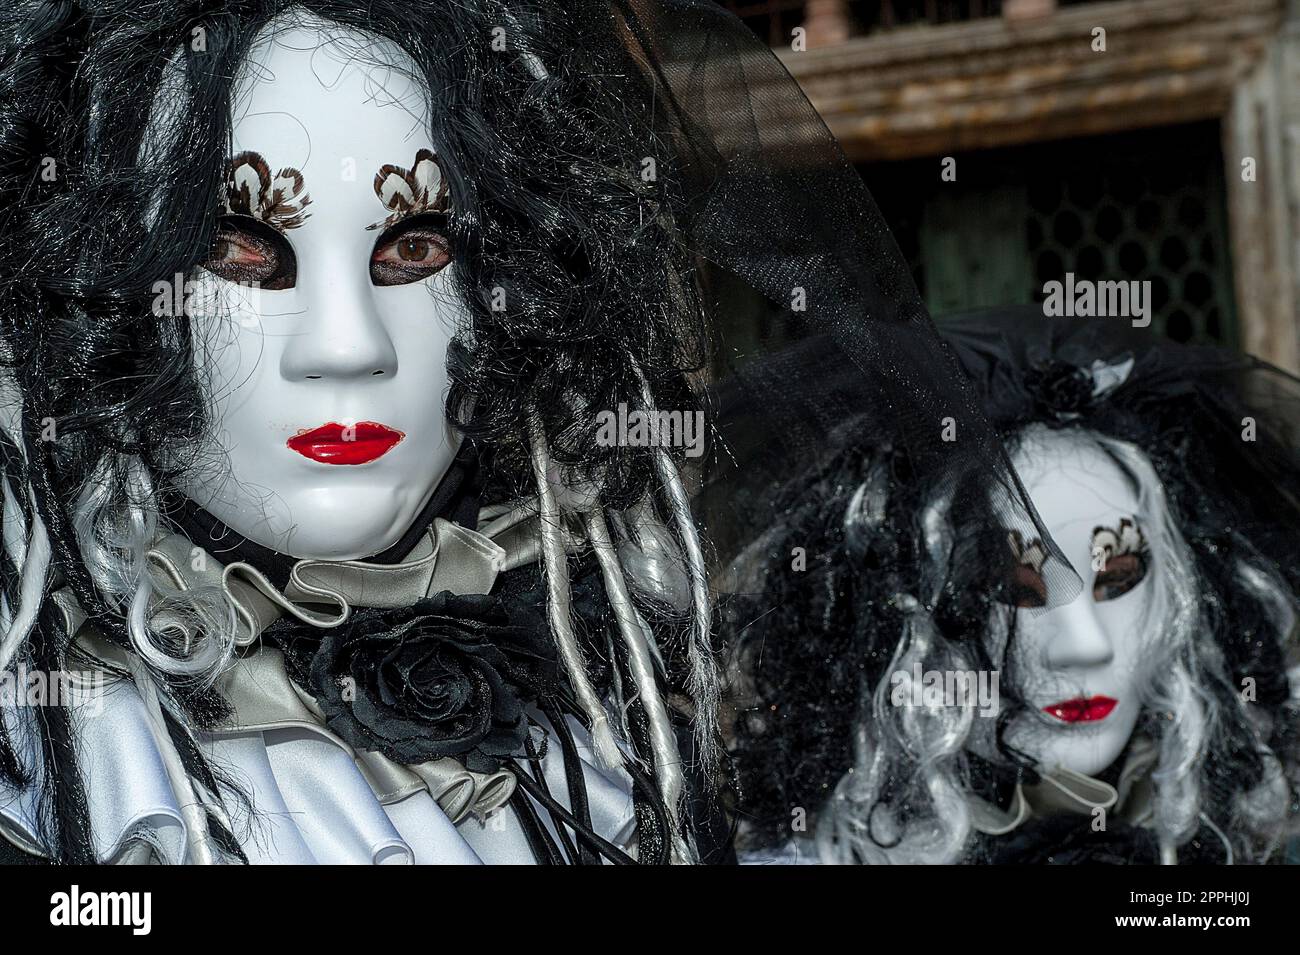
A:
204;215;297;290
995;519;1152;610
996;530;1050;609
1091;518;1150;602
1006;564;1048;609
203;212;453;291
370;213;452;287
1093;551;1149;601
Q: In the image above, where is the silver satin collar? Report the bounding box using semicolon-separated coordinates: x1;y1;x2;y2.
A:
967;738;1159;841
68;515;528;824
968;737;1160;838
147;516;508;646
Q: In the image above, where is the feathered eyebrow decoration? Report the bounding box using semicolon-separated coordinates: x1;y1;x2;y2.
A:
221;150;312;231
369;147;450;231
1007;529;1049;574
1091;517;1148;562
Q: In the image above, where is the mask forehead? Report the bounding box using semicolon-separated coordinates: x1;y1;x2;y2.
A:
228;19;433;237
1012;433;1143;575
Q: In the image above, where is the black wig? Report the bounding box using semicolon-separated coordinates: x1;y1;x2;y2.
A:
730;310;1300;864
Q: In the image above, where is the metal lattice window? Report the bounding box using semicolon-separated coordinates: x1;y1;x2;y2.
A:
1025;143;1234;345
863;121;1237;348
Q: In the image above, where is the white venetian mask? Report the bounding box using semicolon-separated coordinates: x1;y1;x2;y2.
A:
995;429;1159;777
175;16;464;560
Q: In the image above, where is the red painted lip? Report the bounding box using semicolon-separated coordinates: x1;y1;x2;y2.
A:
286;421;404;465
1043;696;1118;724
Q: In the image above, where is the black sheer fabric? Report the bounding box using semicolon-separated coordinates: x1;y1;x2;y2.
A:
601;0;1079;602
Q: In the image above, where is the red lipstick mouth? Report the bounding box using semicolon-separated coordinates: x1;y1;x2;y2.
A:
1043;696;1118;724
286;421;404;465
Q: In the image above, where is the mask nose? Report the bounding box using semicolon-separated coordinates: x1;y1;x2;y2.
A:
280;262;398;382
1042;595;1114;670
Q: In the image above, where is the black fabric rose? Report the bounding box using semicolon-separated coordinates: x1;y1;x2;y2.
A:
307;592;558;769
1023;359;1094;420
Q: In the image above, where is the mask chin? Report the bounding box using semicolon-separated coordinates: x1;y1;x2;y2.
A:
166;439;482;577
253;484;438;561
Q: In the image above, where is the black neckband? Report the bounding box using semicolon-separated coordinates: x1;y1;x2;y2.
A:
162;440;485;590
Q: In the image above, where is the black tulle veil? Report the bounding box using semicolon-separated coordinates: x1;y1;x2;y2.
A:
610;0;1079;602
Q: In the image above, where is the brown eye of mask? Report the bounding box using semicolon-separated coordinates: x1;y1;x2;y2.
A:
1006;563;1048;609
370;213;452;287
996;531;1049;609
1091;518;1151;602
204;216;297;290
1093;551;1149;601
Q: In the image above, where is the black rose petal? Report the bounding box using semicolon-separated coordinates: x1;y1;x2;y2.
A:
308;591;559;767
